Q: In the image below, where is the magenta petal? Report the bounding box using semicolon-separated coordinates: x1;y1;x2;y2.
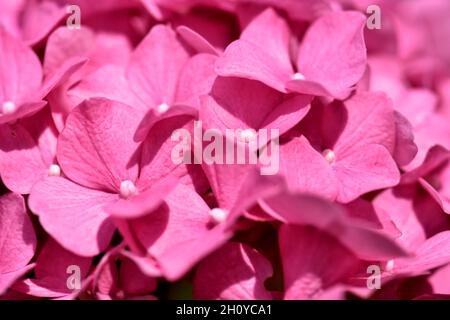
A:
38;57;87;99
129;184;213;279
0;123;47;194
176;26;219;55
20;0;67;45
260;192;344;228
69;64;142;111
277;136;338;200
57;98;141;192
34;238;92;283
175;54;218;108
0;27;42;104
138;115;208;193
0;101;47;125
0;193;36;273
215;8;293;92
13;238;92;297
106;176;178;219
393;111;418;167
201;156;255;210
402;146;450;184
0;193;36;293
12;279;72;298
29;177;118;257
193;243;273;300
156;224;232;281
333;144;400;203
0;264;35;296
296;11;367;99
285;79;333;98
127;24;189;108
201;77;311;138
280;225;361;300
134;105;197;142
119;250;162;278
120;258;157;296
332;92;396;156
225;169;287;226
395;231;450;276
262;193;407;260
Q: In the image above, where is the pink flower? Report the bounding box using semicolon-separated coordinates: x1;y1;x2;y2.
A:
277;92;401;202
216;9;367;99
0;1;449;301
0;27;84;125
29;98;181;256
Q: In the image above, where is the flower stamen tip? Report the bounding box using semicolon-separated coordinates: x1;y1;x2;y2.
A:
2;101;16;115
48;164;61;177
120;180;137;198
292;72;305;80
156;103;170;114
209;208;228;224
322;149;336;164
385;259;395;272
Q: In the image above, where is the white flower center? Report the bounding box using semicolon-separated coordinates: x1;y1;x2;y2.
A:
2;101;16;115
48;164;61;177
156;103;170;114
120;180;137;198
292;72;305;80
209;208;228;224
239;129;257;143
385;259;395;272
322;149;336;164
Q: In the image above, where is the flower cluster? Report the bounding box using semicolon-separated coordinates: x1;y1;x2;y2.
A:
0;0;450;300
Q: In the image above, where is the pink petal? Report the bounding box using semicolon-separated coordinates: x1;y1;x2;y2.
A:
395;231;450;276
126;24;189;108
120;258;157;296
280;225;361;299
138;115;209;193
429;264;450;295
69;64;145;111
20;0;67;45
332;92;396;156
393;111;418;167
262;193;407;260
34;238;92;282
29;176;117;257
106;176;178;219
0;264;35;296
201;77;311;139
175;53;219;108
129;184;213;279
176;26;219;55
193;242;273;299
295;11;367;99
0;123;47;194
39;57;87;99
57;98;141;193
333;144;400;203
0;28;42;104
134;105;197;142
215;8;293;92
12;238;92;297
0;193;36;273
277;135;338;200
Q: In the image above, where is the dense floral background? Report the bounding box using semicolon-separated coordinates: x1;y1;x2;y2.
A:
0;0;450;300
